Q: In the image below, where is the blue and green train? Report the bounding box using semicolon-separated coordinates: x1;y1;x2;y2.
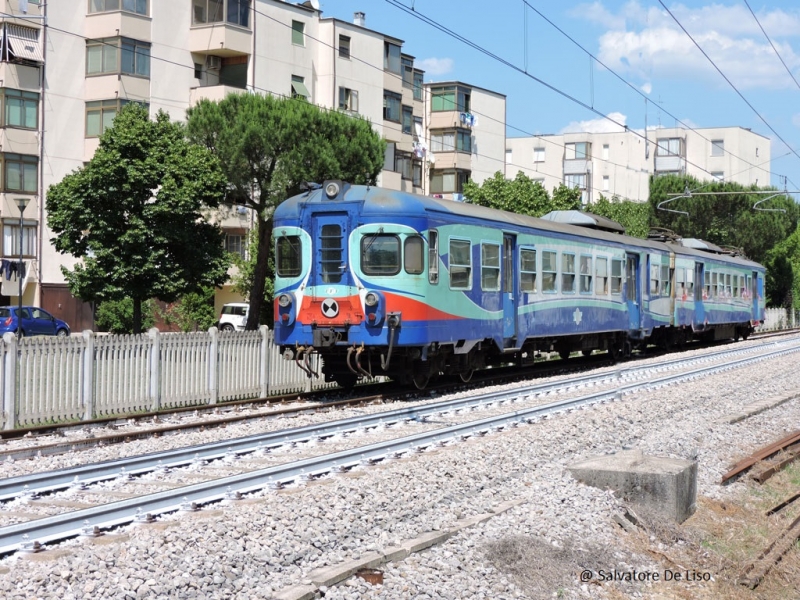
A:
273;181;766;389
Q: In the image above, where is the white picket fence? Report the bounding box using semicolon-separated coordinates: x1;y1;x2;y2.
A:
1;327;338;430
755;307;798;332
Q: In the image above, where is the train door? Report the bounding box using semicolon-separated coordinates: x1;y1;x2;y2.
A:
310;213;350;294
502;234;517;344
625;253;641;331
694;262;705;325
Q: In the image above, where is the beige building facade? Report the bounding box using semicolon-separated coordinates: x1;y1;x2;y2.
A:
505;126;771;205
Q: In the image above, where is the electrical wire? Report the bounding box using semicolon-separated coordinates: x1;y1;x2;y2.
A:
743;0;800;93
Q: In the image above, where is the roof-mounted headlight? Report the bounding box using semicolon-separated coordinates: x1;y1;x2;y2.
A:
324;181;340;198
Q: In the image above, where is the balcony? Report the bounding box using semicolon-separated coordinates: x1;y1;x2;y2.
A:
563;159;590;175
190;24;251;57
655;155;686;173
190;84;246;106
86;10;151;42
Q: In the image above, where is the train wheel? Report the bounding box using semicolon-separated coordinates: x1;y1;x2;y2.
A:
412;370;430;390
458;370;474;383
559;349;571;361
581;349;592;357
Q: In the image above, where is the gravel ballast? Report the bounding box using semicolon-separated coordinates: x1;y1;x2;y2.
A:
0;341;798;599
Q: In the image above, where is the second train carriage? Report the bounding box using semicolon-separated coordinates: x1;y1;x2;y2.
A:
273;182;766;389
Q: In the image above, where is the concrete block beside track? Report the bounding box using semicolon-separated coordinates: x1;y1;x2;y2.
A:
568;449;697;523
308;551;383;587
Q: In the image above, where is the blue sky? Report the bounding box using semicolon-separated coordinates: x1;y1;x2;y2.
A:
319;0;800;190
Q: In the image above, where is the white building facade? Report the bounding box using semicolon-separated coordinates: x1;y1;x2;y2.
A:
0;0;508;328
505;126;771;205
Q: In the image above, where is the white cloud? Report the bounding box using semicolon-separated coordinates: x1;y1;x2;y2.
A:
641;82;652;94
576;2;800;90
559;111;628;134
417;57;453;76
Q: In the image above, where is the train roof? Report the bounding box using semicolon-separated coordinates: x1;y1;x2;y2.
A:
278;183;764;270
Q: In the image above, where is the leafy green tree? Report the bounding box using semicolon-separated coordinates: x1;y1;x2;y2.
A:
96;298;156;334
649;175;798;263
160;286;218;332
463;171;580;216
587;195;651;238
765;224;800;308
185;93;385;330
229;225;274;327
46;104;230;333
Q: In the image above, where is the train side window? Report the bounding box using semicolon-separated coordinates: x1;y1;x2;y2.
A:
732;274;739;297
580;255;592;294
711;272;718;298
595;257;608;294
520;248;537;293
676;268;685;297
449;238;472;289
276;234;302;277
542;250;557;293
481;243;501;291
404;236;424;274
660;265;670;296
428;230;439;284
704;271;711;299
725;273;732;297
361;234;400;275
686;268;694;297
610;259;622;294
562;253;575;293
650;263;659;296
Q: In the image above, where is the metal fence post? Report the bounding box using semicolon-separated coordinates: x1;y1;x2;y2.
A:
259;325;269;399
82;330;95;421
2;332;16;430
147;328;161;412
208;326;218;405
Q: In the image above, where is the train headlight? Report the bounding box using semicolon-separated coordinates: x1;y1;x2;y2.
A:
364;292;379;307
324;181;340;198
278;294;292;308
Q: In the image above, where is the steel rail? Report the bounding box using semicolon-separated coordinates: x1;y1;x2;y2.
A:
0;339;794;502
0;341;798;555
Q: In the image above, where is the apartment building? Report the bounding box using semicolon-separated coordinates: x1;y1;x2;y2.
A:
0;0;508;329
505;126;771;205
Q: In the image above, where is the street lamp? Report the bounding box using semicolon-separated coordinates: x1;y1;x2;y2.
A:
15;198;29;320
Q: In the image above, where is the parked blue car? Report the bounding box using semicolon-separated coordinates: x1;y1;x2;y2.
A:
0;306;71;337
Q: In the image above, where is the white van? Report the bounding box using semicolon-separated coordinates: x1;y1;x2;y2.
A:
218;302;249;331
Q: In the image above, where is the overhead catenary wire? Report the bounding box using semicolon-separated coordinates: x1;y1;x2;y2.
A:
743;0;800;93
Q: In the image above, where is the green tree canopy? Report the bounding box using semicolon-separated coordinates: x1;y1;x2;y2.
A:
764;224;800;308
649;175;799;264
586;195;651;238
185;93;386;329
463;171;581;216
46;104;230;333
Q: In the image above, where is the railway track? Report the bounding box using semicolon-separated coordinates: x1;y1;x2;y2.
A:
1;337;799;555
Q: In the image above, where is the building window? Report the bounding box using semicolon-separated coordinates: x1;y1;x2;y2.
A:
291;75;309;100
3;220;37;257
430;170;469;194
711;139;724;157
711;171;724;181
291;20;305;46
225;234;245;259
602;144;609;160
194;62;202;79
192;0;250;28
602;175;609;191
89;0;148;15
412;160;422;187
401;56;414;89
3;153;37;193
413;71;424;101
565;173;586;190
431;129;471;154
402;105;413;134
338;35;350;59
565;142;590;159
86;99;147;138
338;87;358;112
430;85;470;112
384;42;401;74
383;90;401;122
86;37;151;77
506;149;512;164
656;137;682;156
395;151;412;180
3;89;38;129
533;147;545;162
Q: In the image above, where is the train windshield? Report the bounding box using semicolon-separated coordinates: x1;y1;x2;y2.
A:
361;234;400;275
276;235;302;277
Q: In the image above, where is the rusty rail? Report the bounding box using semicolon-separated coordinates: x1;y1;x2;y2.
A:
738;513;800;589
720;430;800;484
